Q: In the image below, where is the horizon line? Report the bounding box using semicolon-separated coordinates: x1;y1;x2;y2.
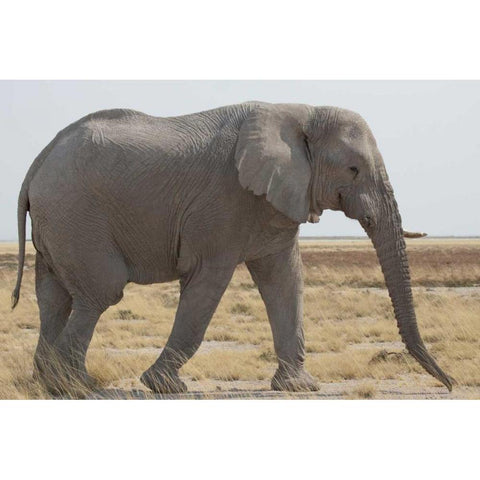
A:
1;235;480;243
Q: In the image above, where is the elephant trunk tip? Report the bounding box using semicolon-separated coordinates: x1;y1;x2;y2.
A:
11;288;20;310
406;342;456;392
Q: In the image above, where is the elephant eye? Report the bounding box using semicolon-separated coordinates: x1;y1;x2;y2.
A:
349;166;359;178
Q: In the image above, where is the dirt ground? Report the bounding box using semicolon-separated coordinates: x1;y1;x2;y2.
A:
1;238;479;400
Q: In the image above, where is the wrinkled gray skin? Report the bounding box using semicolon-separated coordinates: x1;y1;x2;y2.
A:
12;102;454;394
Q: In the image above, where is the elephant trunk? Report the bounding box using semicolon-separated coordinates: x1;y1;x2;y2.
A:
364;193;454;391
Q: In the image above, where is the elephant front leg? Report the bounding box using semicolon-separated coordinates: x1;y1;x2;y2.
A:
247;242;319;392
140;260;236;394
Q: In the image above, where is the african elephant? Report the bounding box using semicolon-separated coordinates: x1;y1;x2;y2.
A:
12;102;454;394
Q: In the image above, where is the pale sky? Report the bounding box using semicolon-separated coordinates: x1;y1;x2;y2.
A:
1;80;479;240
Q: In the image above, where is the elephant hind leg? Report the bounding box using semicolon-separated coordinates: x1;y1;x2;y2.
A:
45;304;103;395
35;252;128;396
35;305;102;397
34;253;72;381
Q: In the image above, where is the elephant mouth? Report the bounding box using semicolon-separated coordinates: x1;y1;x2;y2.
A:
337;192;375;228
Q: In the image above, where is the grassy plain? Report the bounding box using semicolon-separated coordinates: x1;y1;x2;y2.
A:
0;238;479;399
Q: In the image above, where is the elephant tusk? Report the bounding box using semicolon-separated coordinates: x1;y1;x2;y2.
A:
402;229;428;239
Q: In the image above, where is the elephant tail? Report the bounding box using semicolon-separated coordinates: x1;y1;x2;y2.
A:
10;126;62;310
11;184;29;310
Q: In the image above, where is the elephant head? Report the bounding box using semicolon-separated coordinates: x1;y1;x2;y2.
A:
235;103;454;390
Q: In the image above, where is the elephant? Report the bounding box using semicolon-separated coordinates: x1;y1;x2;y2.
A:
12;101;454;394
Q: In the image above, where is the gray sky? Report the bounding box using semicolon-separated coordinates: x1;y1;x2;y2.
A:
1;80;479;240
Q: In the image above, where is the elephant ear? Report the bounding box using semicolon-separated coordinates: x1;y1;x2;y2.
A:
235;103;313;223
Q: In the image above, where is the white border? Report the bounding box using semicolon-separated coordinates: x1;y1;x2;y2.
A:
1;0;480;79
1;401;478;479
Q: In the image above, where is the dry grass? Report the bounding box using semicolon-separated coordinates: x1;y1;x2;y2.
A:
348;381;377;399
0;238;479;399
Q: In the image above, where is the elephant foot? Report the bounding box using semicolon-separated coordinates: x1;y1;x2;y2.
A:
140;366;188;394
271;368;319;392
34;350;95;397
